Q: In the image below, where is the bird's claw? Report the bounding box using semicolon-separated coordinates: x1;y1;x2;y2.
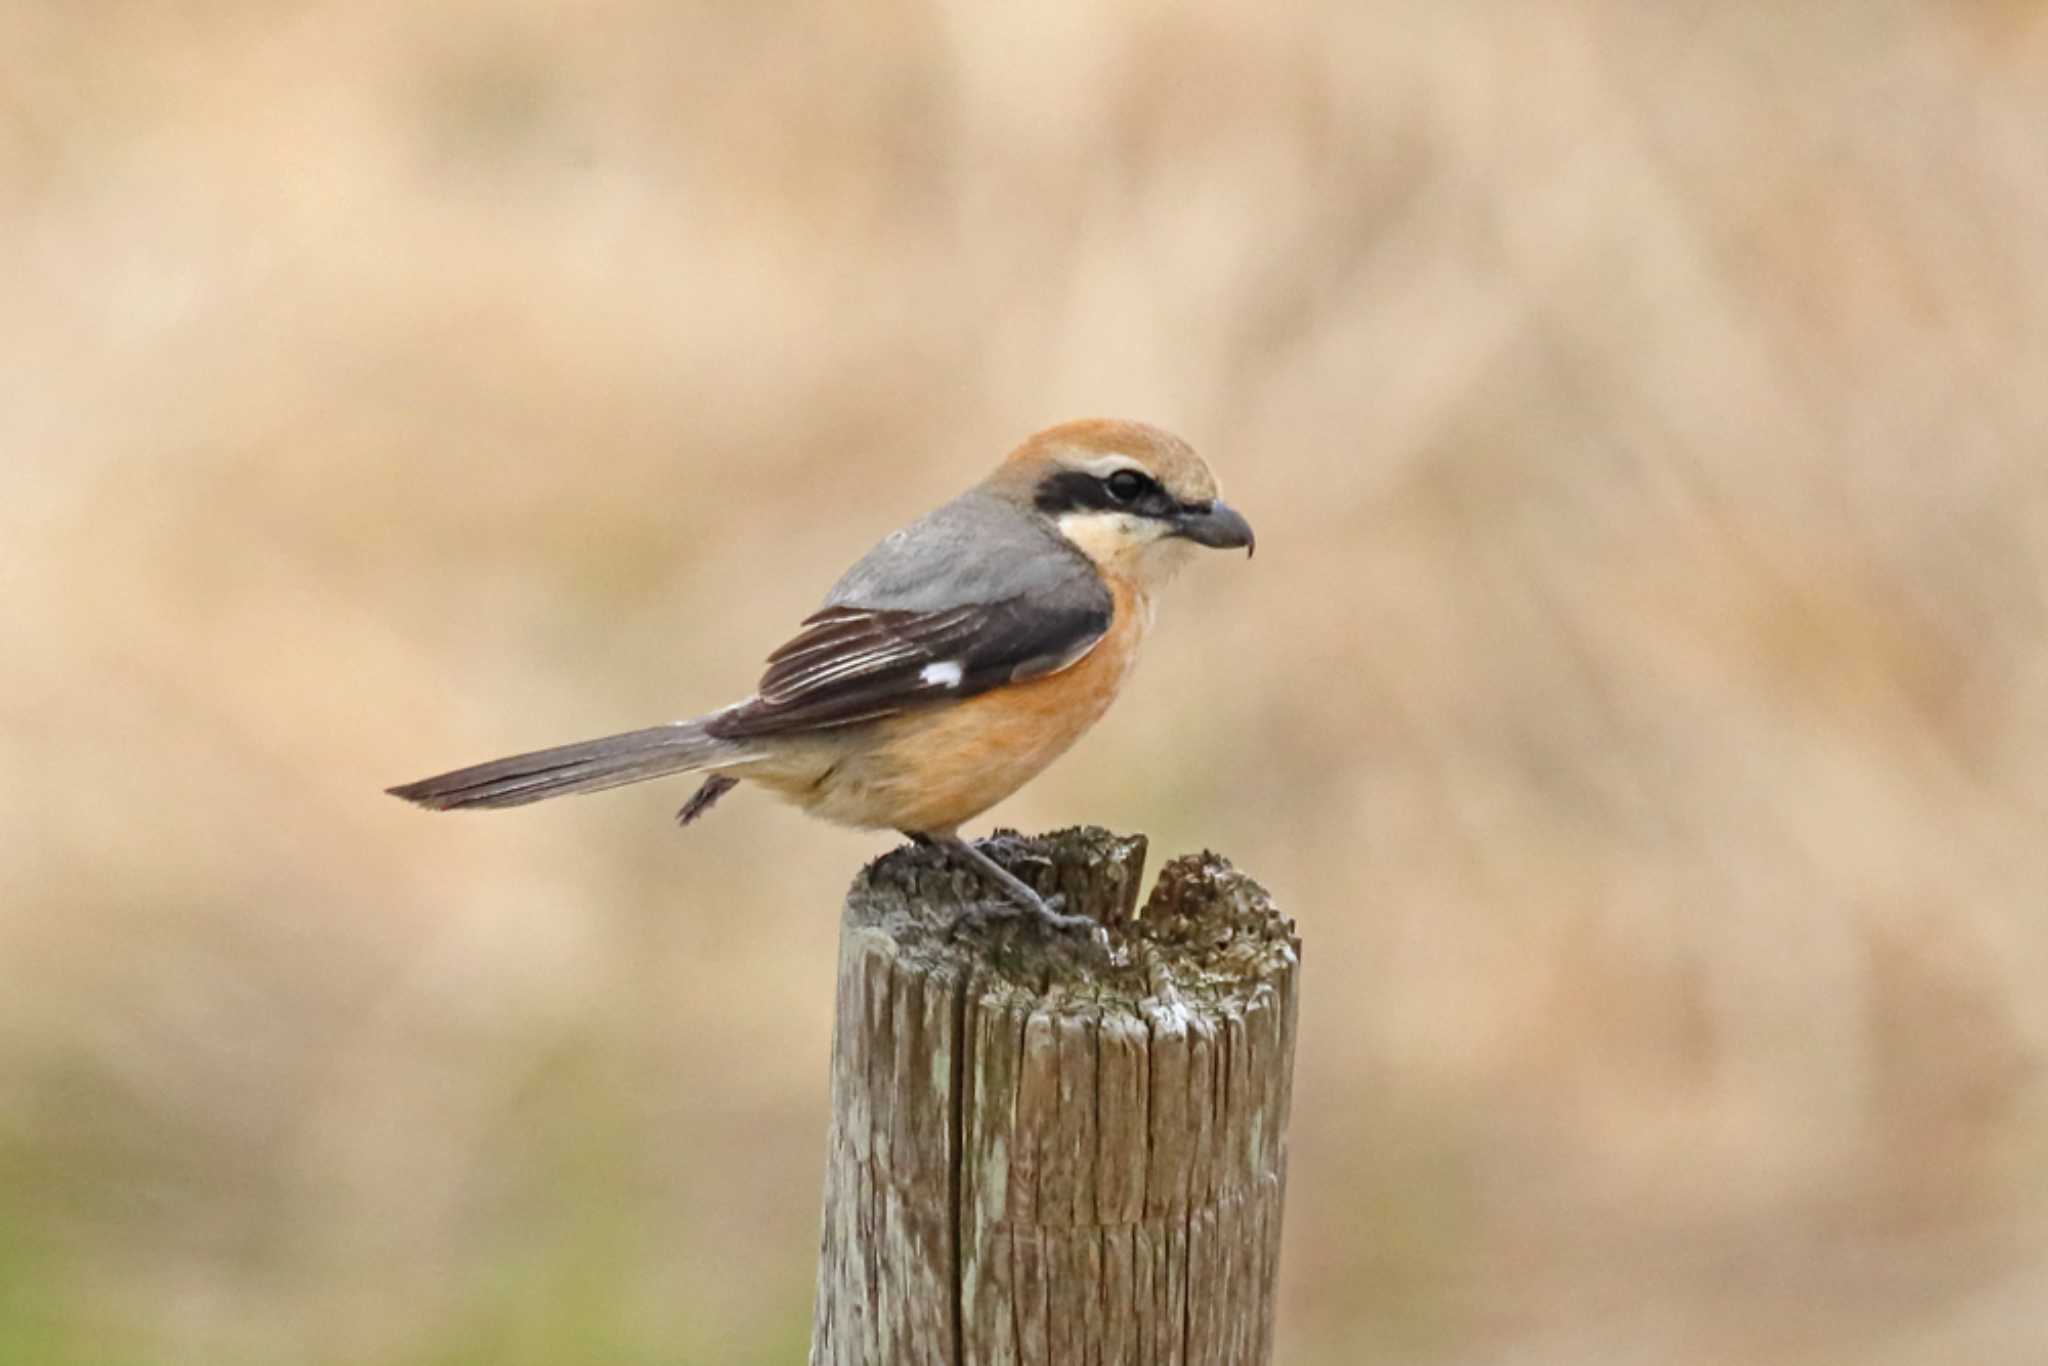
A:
949;891;1097;938
1029;896;1098;936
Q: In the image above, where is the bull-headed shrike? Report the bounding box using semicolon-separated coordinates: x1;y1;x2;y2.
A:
390;419;1253;931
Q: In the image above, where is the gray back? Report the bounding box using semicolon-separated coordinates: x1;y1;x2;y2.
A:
823;488;1105;615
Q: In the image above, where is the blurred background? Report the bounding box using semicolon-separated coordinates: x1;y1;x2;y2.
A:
5;1;2047;1362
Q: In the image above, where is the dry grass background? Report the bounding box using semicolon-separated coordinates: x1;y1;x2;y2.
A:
5;1;2048;1362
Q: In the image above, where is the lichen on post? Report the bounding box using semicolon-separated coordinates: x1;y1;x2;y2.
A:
811;826;1301;1366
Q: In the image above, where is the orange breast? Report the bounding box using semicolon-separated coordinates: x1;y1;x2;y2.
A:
746;576;1151;834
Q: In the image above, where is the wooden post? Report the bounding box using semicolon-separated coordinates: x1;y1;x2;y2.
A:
811;826;1301;1366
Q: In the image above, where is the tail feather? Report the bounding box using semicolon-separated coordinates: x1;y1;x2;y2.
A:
387;721;736;811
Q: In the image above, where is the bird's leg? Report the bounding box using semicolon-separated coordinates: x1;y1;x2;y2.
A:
675;773;738;826
924;833;1095;935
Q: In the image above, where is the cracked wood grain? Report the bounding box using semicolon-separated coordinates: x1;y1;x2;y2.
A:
811;827;1301;1366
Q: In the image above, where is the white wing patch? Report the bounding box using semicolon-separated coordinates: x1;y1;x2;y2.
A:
919;660;965;688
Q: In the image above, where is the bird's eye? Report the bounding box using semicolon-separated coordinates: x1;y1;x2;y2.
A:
1105;469;1151;503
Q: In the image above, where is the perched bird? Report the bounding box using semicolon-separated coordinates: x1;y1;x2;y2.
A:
388;418;1253;930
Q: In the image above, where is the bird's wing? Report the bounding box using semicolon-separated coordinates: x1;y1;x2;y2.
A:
707;491;1111;739
707;596;1110;738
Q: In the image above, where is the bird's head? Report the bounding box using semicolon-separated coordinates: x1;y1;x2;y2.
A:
989;419;1254;589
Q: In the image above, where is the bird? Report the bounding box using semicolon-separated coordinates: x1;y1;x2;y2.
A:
387;418;1254;931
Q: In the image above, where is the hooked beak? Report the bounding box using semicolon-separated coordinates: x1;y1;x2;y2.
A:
1173;499;1256;557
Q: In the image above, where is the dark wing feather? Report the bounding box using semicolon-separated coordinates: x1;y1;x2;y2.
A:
706;597;1109;740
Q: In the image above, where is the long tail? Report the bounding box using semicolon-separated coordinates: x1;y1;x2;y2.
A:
387;720;740;811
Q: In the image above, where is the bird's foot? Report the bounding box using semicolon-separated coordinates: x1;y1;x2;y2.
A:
675;773;738;826
920;831;1101;940
949;888;1097;938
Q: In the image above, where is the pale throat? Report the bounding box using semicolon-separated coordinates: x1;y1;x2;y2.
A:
1055;509;1195;602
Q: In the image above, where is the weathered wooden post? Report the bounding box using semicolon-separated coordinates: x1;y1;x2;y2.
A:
811;826;1301;1366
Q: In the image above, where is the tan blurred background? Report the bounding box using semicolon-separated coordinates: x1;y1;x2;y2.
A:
5;1;2048;1362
